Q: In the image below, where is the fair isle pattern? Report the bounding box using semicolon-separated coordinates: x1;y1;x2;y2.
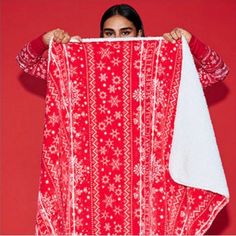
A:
16;42;48;80
86;43;100;234
120;42;132;235
36;39;227;235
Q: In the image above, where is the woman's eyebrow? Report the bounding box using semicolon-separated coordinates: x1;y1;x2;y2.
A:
120;27;133;31
103;27;133;31
103;28;115;31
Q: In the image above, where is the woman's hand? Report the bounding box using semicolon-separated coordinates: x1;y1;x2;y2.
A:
42;29;81;45
163;28;192;43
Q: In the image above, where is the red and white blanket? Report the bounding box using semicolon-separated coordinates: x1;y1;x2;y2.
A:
36;37;229;235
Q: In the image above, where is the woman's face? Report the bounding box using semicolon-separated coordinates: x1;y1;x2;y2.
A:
102;15;142;38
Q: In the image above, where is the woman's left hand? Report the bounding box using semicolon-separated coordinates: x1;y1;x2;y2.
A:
163;28;192;43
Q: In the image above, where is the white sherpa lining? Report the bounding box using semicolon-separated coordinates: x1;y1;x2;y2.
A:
169;36;229;198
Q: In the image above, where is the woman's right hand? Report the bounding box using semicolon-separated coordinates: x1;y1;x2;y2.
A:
42;29;81;45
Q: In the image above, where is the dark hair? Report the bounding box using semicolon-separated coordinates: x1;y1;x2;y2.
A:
100;4;145;37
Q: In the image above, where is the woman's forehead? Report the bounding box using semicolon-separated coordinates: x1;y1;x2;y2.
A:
103;15;135;29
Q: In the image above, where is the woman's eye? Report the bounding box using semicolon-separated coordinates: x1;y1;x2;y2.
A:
104;31;114;37
121;31;131;36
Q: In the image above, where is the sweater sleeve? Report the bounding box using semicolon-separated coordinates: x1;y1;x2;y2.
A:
189;35;229;88
16;34;49;80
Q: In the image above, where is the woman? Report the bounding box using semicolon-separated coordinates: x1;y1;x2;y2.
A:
16;4;229;235
16;4;228;87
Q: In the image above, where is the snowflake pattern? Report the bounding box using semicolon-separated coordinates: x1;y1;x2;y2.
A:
32;39;228;235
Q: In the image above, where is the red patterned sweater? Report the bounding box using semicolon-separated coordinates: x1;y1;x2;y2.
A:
16;34;229;88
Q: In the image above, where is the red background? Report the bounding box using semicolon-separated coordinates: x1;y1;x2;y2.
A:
1;0;236;234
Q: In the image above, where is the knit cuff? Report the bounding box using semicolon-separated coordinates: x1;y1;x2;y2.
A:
189;35;209;61
29;33;49;56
